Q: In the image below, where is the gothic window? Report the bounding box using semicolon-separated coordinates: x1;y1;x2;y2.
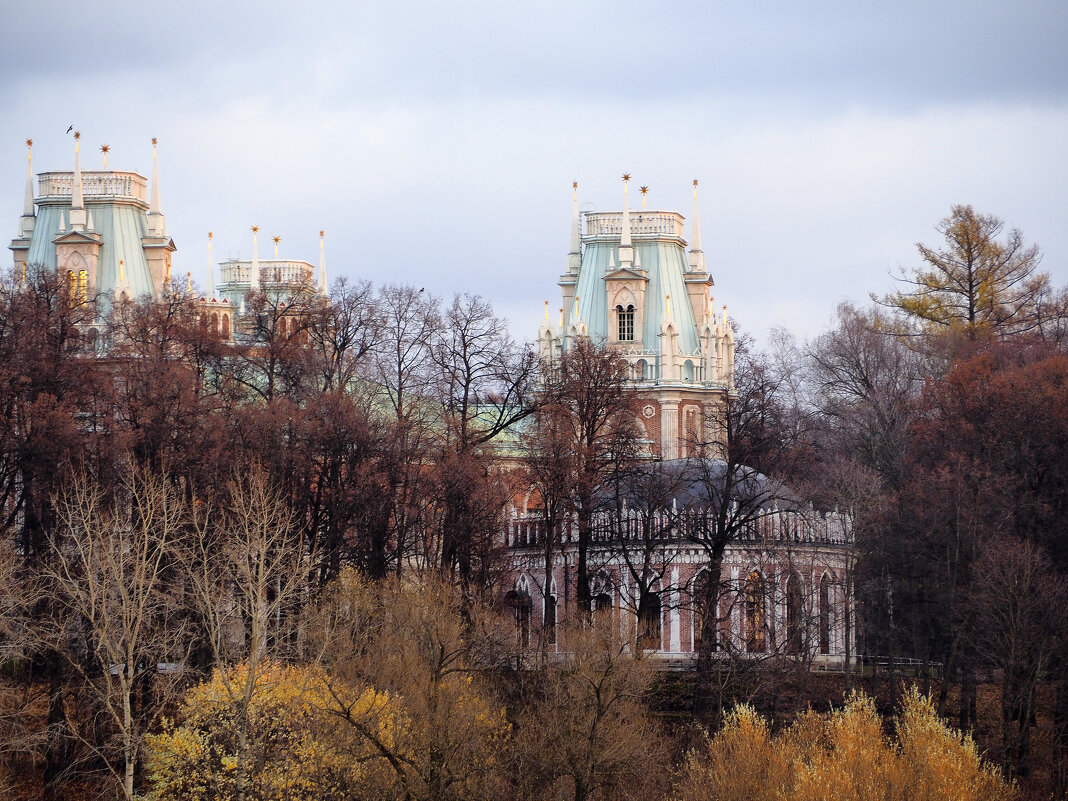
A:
683;407;700;458
78;270;88;303
639;591;662;650
693;570;712;653
617;304;635;342
745;571;767;653
592;592;612;616
505;589;532;648
819;574;831;654
786;573;804;655
545;595;557;646
222;315;231;338
211;312;219;335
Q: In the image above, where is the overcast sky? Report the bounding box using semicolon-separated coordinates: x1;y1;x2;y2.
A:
3;0;1066;347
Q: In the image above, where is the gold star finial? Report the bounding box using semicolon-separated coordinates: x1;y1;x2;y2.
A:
639;186;648;196
26;138;33;148
152;137;158;146
208;231;213;240
693;178;699;188
320;229;325;239
272;235;281;245
74;131;81;140
100;144;109;154
572;181;578;190
621;173;631;182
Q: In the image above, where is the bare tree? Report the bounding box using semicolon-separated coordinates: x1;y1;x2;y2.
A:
308;571;512;801
963;536;1068;779
429;293;536;589
45;464;189;800
182;467;310;801
532;338;637;614
683;342;808;712
513;618;668;801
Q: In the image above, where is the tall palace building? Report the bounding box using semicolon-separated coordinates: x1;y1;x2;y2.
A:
510;177;855;667
9;135;327;338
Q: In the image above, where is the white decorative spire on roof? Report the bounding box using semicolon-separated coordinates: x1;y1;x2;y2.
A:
318;229;327;295
250;225;260;288
147;138;166;236
688;178;705;273
19;139;35;238
70;132;86;231
567;181;581;274
619;173;633;269
206;232;216;299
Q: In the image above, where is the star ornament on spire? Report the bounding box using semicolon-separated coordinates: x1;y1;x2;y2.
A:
74;131;81;140
251;225;260;234
319;230;325;238
621;173;631;182
26;138;33;148
273;236;281;245
572;181;578;190
640;186;648;196
100;144;109;155
152;137;158;146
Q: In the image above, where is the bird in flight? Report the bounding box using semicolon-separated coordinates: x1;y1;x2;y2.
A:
66;125;73;134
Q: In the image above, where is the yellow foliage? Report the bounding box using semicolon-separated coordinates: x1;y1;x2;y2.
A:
673;690;1013;801
144;660;398;801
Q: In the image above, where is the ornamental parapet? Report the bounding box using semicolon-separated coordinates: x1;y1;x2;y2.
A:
217;259;316;286
584;211;686;241
507;506;853;549
36;171;148;204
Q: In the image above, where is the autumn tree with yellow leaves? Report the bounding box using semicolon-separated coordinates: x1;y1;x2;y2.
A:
673;689;1013;801
878;204;1047;338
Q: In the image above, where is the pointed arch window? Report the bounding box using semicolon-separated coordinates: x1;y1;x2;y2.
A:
617;304;635;342
639;591;662;651
819;575;831;654
693;570;713;653
786;573;804;654
745;571;767;653
545;595;557;646
505;589;532;648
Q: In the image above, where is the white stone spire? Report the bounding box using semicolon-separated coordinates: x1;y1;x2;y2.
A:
318;229;327;295
69;132;86;231
619;173;633;269
206;232;216;299
250;225;260;289
688;178;705;273
567;181;581;274
19;139;35;238
147;138;166;236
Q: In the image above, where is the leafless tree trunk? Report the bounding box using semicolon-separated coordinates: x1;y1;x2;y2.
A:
45;464;189;800
181;466;310;801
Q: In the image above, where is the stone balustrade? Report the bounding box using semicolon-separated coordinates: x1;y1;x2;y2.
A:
584;211;686;240
218;260;315;286
507;506;853;549
37;171;147;203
